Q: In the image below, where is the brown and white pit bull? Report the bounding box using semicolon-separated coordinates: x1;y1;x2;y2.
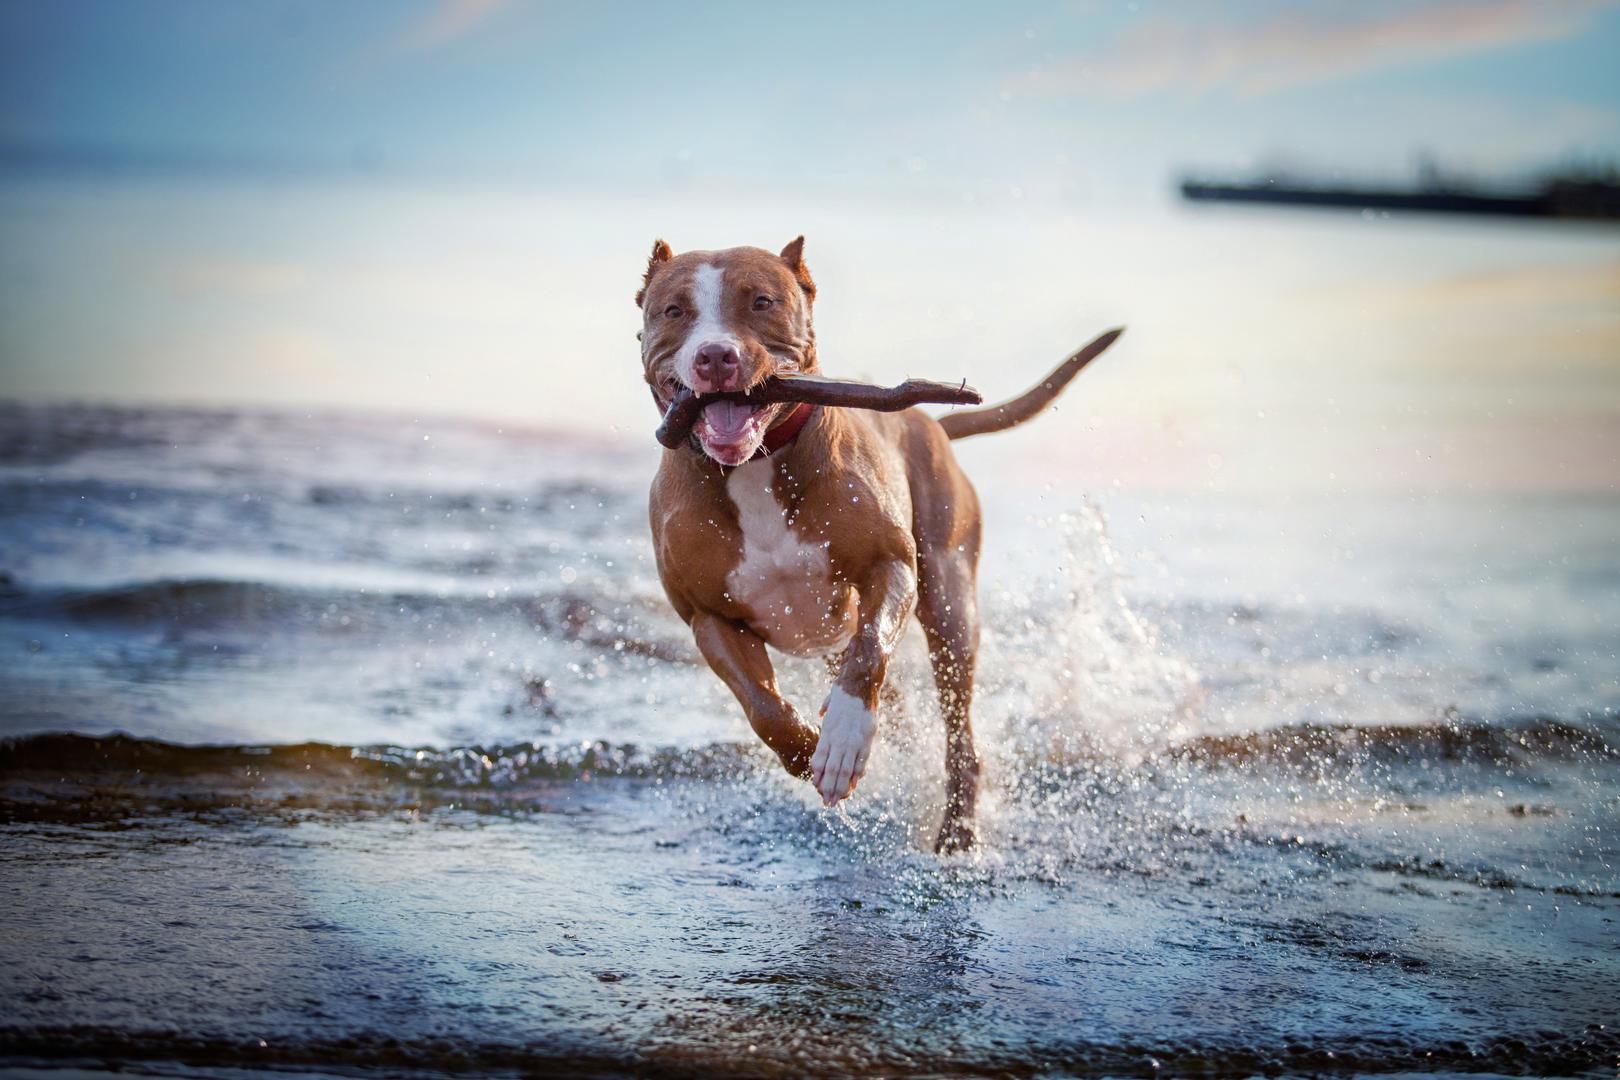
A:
637;236;1116;852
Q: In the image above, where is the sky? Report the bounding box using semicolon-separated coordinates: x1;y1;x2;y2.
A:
1;0;1618;492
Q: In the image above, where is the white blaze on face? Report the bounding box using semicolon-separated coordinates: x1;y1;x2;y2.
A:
674;263;742;390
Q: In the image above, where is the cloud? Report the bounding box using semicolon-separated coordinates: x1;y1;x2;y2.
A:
384;0;512;58
1022;0;1619;98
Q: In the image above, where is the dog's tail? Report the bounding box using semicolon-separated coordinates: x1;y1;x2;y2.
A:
938;327;1123;441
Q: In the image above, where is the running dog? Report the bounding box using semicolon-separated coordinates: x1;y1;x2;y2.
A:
637;236;1118;851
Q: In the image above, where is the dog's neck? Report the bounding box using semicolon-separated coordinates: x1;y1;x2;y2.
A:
755;402;815;459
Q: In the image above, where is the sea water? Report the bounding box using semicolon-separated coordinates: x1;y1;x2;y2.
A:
1;403;1616;1076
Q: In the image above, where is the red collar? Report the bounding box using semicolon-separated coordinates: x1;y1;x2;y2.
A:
753;402;815;460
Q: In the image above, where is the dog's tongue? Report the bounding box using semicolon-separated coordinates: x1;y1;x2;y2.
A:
702;400;755;440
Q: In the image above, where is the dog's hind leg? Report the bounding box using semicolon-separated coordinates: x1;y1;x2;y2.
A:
916;541;982;853
690;612;817;778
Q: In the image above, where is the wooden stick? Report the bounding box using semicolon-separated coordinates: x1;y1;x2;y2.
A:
655;375;983;449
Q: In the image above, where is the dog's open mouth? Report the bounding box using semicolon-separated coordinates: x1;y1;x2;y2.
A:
694;398;774;465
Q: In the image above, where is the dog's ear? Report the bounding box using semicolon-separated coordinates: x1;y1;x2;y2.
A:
779;235;816;303
636;239;674;308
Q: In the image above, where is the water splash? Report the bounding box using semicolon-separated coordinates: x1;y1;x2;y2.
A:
743;498;1211;864
979;500;1205;758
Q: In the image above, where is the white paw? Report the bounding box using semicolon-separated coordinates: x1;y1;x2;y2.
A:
809;687;875;806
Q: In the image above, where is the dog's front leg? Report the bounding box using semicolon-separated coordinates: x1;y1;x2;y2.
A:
690;611;818;777
812;559;917;806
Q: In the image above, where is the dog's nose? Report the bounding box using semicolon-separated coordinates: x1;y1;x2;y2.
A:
692;342;741;392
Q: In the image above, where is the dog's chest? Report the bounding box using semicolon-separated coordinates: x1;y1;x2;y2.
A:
724;460;855;657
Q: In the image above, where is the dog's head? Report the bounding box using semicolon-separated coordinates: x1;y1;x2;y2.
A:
637;237;818;466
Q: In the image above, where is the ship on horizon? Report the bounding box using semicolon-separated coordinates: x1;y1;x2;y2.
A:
1180;164;1620;222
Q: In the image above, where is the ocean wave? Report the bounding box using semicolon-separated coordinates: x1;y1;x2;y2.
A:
304;476;631;512
1167;712;1620;769
1358;852;1620;899
6;725;1617;911
0;732;768;829
1;1021;1613;1078
0;575;695;662
5;712;1613;801
0;402;234;466
0;730;754;786
1;575;386;623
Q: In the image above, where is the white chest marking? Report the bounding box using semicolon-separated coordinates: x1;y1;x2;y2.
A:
724;458;853;657
675;263;741;388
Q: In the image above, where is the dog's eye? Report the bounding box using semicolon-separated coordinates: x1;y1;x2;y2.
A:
664;305;683;319
752;296;774;312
